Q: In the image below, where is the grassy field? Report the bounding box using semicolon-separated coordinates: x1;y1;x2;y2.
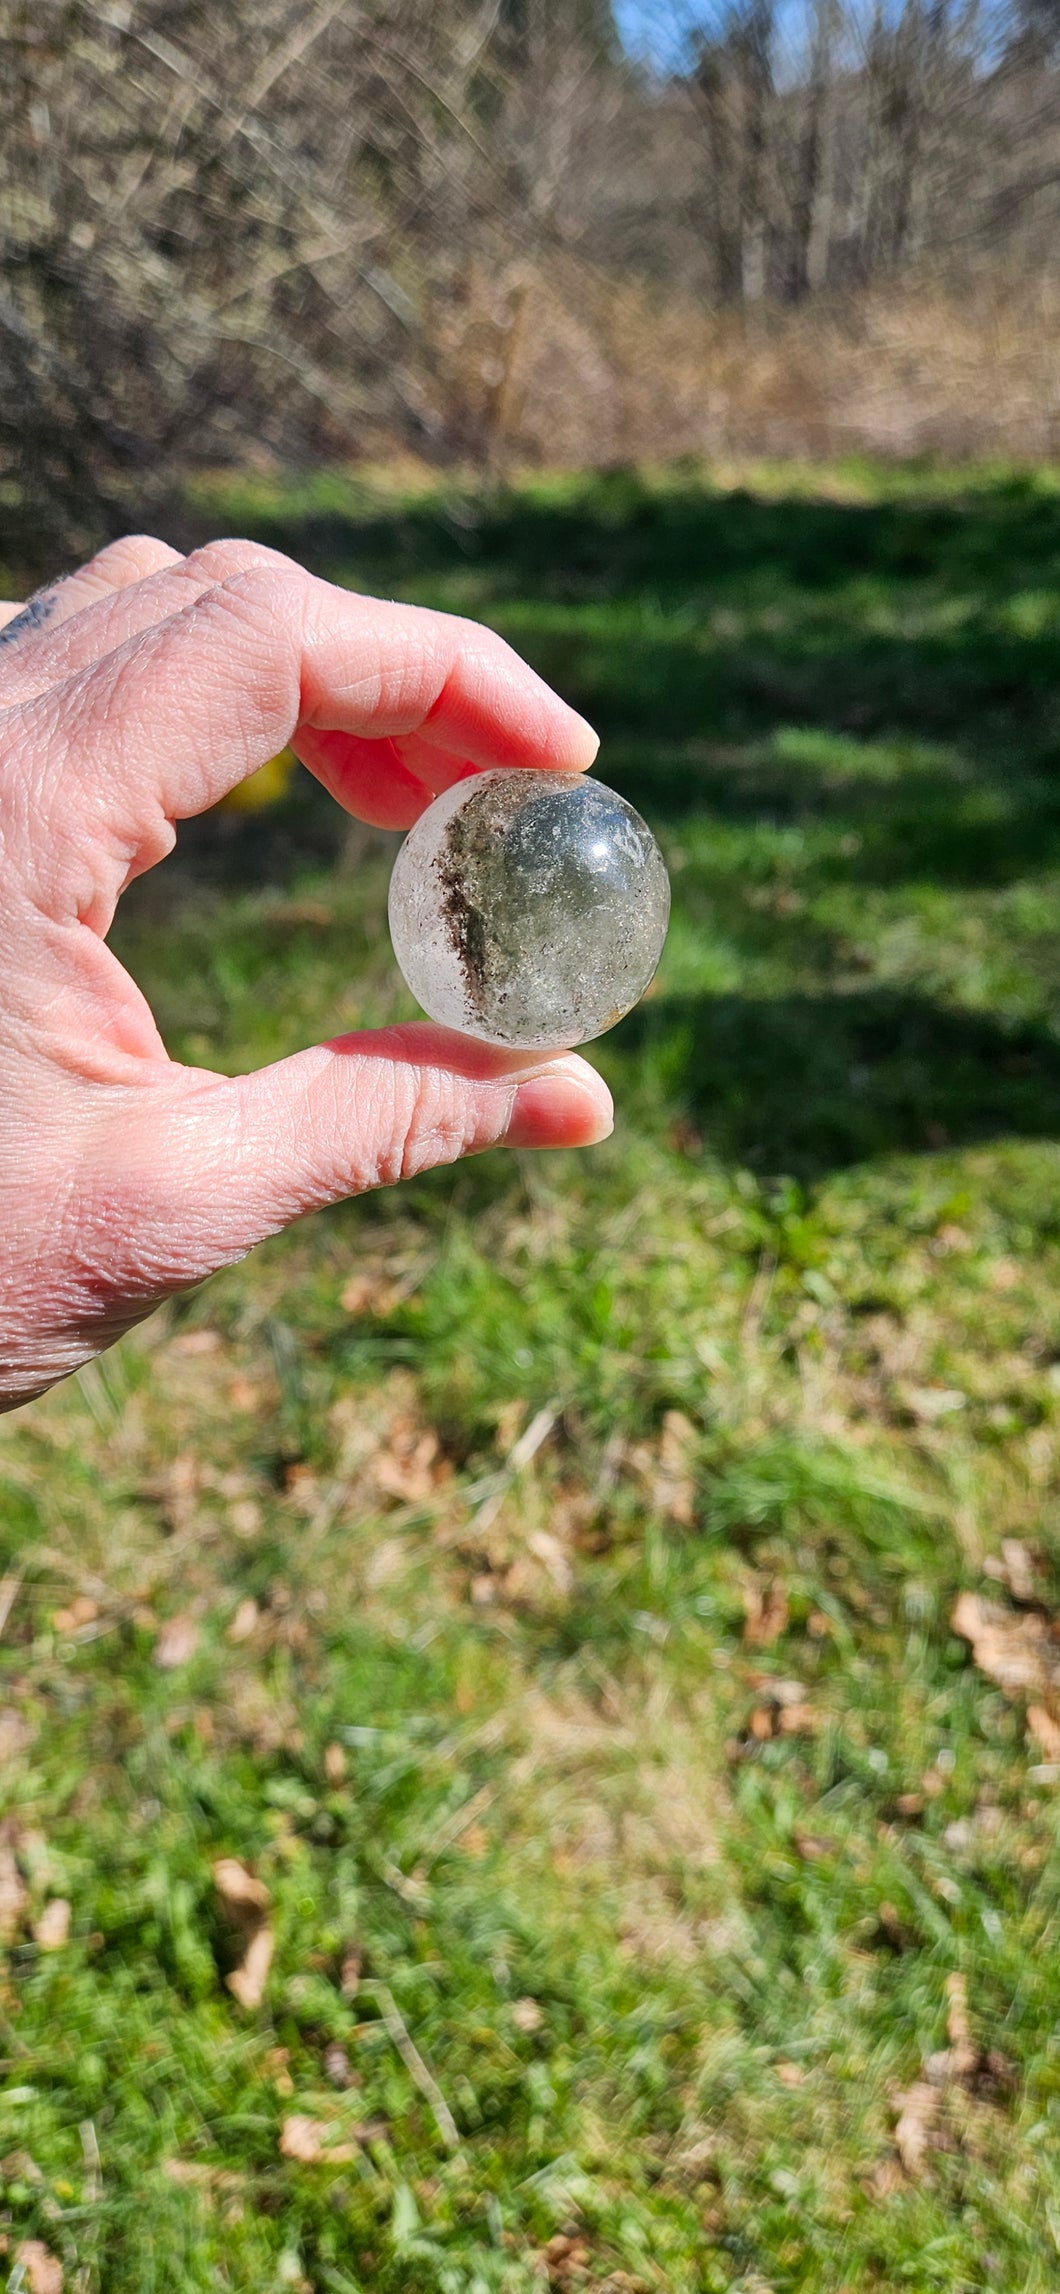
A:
5;461;1060;2290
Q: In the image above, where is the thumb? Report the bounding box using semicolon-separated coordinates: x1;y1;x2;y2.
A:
133;1026;614;1278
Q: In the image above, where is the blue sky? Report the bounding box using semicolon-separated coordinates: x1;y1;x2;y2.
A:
613;1;710;67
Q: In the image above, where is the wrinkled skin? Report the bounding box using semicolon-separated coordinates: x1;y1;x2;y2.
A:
0;536;613;1412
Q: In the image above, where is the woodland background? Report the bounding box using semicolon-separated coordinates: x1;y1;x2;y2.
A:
5;0;1060;564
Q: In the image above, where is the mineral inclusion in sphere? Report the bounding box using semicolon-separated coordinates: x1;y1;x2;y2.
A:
388;769;670;1049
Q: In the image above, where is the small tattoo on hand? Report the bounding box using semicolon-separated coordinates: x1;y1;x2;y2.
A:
0;589;59;648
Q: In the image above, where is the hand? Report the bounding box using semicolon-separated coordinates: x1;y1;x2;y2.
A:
0;535;613;1411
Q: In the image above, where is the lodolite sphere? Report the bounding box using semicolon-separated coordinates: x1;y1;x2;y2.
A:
388;769;670;1049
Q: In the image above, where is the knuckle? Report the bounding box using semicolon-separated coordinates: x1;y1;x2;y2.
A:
181;538;294;585
84;534;181;586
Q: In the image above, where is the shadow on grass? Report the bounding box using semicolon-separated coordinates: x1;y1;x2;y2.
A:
208;463;1060;754
618;987;1060;1181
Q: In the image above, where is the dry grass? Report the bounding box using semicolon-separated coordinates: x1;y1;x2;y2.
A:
433;257;1060;468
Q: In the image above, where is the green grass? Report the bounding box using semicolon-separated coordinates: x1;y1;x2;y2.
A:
7;459;1060;2287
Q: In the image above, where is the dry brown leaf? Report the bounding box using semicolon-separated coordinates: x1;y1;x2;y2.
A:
865;2158;906;2198
511;1996;543;2033
944;1970;978;2079
0;1711;30;1764
172;1329;222;1357
743;1577;790;1647
213;1859;271;1917
154;1614;200;1670
893;2079;940;2177
340;1268;404;1317
0;1844;26;1944
526;1529;574;1595
995;1539;1039;1601
778;1702;820;1735
373;1421;444;1505
279;2115;359;2165
14;2241;63;2294
340;1947;362;1999
226;1599;259;1645
52;1595;99;1635
228;1499;262;1540
656;1410;697;1524
630;1412;697;1524
793;1830;832;1862
324;1742;347;1785
1028;1705;1060;1760
775;2061;804;2086
33;1899;70;1952
951;1591;1059;1703
226;1924;274;2010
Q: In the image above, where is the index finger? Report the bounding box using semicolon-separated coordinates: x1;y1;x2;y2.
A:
17;562;598;919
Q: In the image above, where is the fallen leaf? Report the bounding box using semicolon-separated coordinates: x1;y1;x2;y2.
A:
373;1421;444;1505
951;1591;1059;1703
226;1599;259;1645
902;1385;966;1423
526;1529;574;1595
775;2060;804;2086
877;1901;915;1950
228;1499;262;1540
51;1595;99;1634
340;1267;404;1317
0;1844;26;1943
163;2159;245;2190
1028;1705;1060;1760
893;2079;939;2177
226;1924;274;2010
324;1742;347;1785
172;1329;222;1356
154;1614;200;1670
944;1970;977;2079
793;1830;832;1862
655;1411;697;1524
865;2158;906;2198
33;1899;70;1951
340;1946;362;1998
995;1541;1037;1596
228;1377;260;1412
778;1702;820;1736
279;2115;359;2165
0;1711;30;1764
213;1859;270;1916
512;1997;543;2033
324;2042;353;2088
743;1576;789;1647
14;2241;63;2294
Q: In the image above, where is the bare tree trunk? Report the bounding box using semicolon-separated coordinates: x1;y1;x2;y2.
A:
739;0;775;302
789;0;838;298
691;51;745;303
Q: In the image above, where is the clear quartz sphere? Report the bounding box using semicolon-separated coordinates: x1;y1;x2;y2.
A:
388;769;670;1049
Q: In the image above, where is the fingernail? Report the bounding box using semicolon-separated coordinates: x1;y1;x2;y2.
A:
504;1057;614;1149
